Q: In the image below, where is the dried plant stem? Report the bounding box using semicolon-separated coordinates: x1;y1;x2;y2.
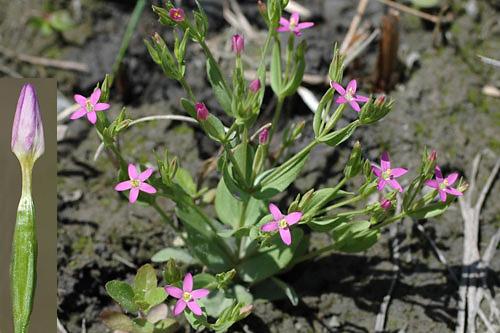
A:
340;0;369;54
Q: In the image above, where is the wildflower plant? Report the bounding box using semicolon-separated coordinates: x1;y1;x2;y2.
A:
73;1;467;332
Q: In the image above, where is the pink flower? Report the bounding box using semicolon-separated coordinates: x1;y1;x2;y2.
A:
249;79;261;93
71;88;110;125
231;34;244;54
425;166;463;202
330;79;369;112
380;198;392;210
164;273;209;316
114;164;157;203
261;203;302;246
169;8;185;22
371;152;408;192
258;128;269;145
195;102;209;121
277;12;314;36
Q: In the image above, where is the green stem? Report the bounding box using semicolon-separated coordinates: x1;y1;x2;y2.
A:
111;0;146;77
199;40;232;96
292;243;337;266
322;193;365;213
371;212;405;230
269;96;284;142
284;33;295;82
179;77;196;101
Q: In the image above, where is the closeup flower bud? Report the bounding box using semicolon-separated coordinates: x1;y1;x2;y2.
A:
380;199;392;210
169;8;185;22
195;102;209;121
249;79;261;93
231;34;244;54
259;128;269;145
11;84;45;163
428;150;437;162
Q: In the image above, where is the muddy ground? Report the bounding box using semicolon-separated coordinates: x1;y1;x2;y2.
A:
2;0;499;332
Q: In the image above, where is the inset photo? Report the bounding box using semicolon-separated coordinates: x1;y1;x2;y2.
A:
0;79;56;333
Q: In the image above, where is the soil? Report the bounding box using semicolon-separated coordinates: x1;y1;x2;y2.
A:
3;0;498;332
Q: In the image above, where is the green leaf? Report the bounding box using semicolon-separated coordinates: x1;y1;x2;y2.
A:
270;39;282;95
332;221;380;253
215;177;264;229
101;311;135;331
320;121;359;146
173;167;197;196
411;0;440;8
238;228;305;283
301;188;351;220
154;318;178;333
408;201;451;219
48;10;74;32
134;264;157;297
151;248;195;264
281;40;306;97
313;88;334;137
194;273;217;289
180;98;196;118
254;152;309;199
105;281;139;313
144;287;167;309
206;58;232;116
308;216;349;232
270;277;299;305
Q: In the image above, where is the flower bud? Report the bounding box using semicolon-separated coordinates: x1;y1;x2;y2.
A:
169;8;185;22
249;79;261;93
374;94;386;106
380;198;391;210
258;128;269;145
231;34;244;54
195;102;209;121
257;0;267;16
344;141;362;179
11;84;45;163
428;150;437;162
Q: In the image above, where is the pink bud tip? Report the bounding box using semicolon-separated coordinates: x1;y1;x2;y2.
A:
231;34;244;54
429;150;437;162
259;128;269;144
375;95;386;105
249;79;261;93
169;8;185;22
195;102;209;121
380;199;391;210
11;83;45;161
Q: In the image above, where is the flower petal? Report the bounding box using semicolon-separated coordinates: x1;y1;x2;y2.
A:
285;212;302;225
261;221;279;232
279;228;292;246
330;82;345;95
445;187;463;196
74;94;87;106
164;286;183;299
381;152;391;170
115;181;132;191
297;22;314;29
371;165;381;177
138;167;154;181
173;300;186;316
139;182;157;194
183;273;193;292
90;88;101;105
349;101;361;112
439;190;447;202
391;167;408;177
191;288;210;299
70;108;86;120
446;172;459;186
129;187;139;203
425;179;439;189
94;103;110;111
377;179;386;191
86;111;97;124
277;26;290;32
290;12;299;24
435;166;443;181
354;95;369;102
347;79;357;93
336;96;347;104
187;301;202;316
279;17;289;27
269;203;283;220
128;164;138;179
387;179;403;192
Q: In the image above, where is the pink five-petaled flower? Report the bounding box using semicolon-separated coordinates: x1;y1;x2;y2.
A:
277;12;314;37
164;273;209;316
169;8;185;22
261;204;302;246
371;152;408;192
425;166;463;202
114;164;157;203
330;79;369;112
71;88;110;125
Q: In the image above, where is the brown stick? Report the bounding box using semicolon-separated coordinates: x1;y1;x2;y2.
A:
374;0;446;24
0;45;89;72
340;0;369;54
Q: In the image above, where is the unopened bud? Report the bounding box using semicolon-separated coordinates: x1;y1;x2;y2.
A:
11;84;45;163
195;102;209;121
259;128;269;145
249;79;261;93
231;34;244;54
